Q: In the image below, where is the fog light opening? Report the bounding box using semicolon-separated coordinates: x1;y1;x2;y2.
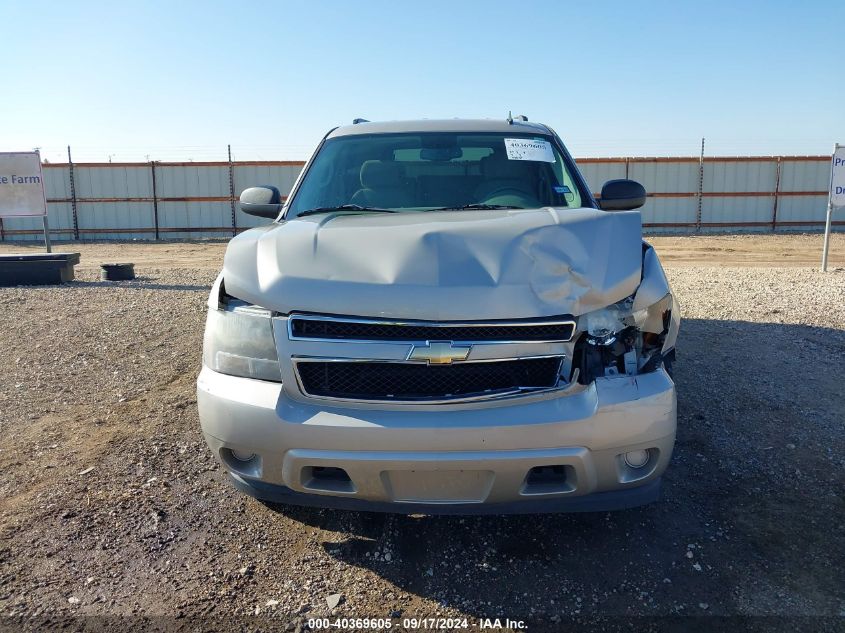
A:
232;450;257;462
624;449;650;469
220;448;262;479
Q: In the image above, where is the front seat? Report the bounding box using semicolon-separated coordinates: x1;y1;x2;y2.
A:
351;160;412;208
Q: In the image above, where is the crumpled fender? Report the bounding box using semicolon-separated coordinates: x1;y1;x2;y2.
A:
633;243;680;352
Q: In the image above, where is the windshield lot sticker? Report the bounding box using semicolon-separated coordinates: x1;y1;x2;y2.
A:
504;138;556;162
554;185;572;194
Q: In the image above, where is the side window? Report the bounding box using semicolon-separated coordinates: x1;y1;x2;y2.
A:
291;143;352;211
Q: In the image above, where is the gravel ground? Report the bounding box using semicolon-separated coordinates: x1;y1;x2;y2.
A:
0;235;843;632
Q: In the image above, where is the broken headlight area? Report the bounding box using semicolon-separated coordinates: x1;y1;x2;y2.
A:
572;294;674;384
202;281;282;382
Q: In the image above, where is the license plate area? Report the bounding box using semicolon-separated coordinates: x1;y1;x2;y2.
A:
381;469;495;503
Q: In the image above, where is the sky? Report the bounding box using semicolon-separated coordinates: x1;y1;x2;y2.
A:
1;0;843;162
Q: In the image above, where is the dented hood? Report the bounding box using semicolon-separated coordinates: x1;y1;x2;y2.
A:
222;207;643;320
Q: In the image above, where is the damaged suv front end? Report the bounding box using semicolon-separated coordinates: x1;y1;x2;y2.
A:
197;118;679;513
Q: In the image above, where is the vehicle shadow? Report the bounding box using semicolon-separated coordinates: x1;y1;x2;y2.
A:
260;318;845;621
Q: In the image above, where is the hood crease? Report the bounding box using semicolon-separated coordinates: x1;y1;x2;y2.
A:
222;208;643;321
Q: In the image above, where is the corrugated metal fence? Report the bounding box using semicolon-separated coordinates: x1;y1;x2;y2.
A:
577;156;835;231
0;155;840;240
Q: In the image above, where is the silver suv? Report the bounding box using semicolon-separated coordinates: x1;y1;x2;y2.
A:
197;118;679;513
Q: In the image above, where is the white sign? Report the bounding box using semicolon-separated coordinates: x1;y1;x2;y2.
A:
831;146;845;207
504;138;556;163
0;152;47;217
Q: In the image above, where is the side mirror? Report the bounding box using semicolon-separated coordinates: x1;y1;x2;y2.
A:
239;186;283;218
598;179;647;211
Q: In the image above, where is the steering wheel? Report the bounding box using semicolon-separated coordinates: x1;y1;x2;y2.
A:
481;187;533;200
481;188;542;209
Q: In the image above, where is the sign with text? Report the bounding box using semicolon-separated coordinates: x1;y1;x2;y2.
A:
831;145;845;207
0;152;47;217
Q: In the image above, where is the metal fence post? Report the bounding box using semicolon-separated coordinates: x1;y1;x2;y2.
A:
42;215;52;252
696;138;705;231
228;144;236;236
151;161;160;240
821;201;834;272
67;146;79;240
771;157;782;232
821;143;840;272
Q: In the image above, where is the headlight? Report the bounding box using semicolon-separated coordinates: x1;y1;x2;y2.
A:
202;282;282;382
574;293;675;383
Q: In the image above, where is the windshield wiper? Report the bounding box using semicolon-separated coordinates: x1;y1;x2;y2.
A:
427;203;523;212
295;204;398;217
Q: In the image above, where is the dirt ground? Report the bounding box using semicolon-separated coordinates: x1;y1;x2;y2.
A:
0;233;843;632
2;232;844;270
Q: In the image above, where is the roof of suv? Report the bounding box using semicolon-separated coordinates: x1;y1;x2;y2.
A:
328;119;553;138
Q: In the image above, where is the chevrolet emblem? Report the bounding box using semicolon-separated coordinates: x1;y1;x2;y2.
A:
407;341;471;365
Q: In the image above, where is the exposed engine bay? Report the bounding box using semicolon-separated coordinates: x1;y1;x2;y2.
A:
572;244;679;384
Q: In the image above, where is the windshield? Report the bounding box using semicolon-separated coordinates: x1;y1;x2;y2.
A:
287;132;586;217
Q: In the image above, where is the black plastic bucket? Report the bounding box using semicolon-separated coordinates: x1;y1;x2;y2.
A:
100;263;135;281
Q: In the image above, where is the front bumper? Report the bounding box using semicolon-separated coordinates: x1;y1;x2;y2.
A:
196;366;676;514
